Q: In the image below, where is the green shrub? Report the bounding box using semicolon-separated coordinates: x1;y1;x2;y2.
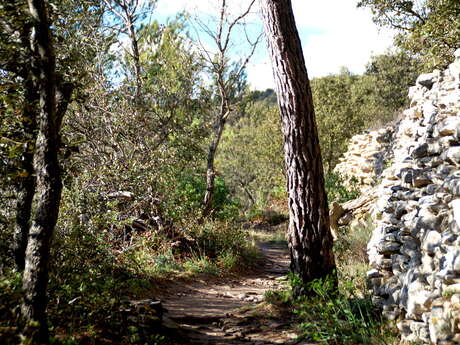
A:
171;174;239;220
325;172;360;204
183;256;219;275
291;274;396;345
185;220;262;271
0;270;22;344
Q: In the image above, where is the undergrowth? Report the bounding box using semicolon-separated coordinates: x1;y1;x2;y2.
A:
265;272;397;345
0;186;261;344
264;213;397;345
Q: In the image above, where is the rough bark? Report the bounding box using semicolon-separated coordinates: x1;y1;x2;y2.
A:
260;0;336;292
13;75;73;273
21;0;61;342
13;70;38;271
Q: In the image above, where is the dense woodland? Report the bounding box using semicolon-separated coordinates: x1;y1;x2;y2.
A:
1;0;459;344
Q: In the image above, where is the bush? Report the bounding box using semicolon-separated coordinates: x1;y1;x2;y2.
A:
185;219;262;271
171;174;240;220
325;173;360;205
292;274;396;345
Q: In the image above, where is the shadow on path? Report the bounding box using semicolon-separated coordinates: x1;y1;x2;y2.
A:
158;241;314;344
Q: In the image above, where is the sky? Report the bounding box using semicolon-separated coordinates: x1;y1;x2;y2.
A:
153;0;395;90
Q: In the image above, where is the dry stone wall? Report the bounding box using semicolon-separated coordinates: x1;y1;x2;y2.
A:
365;49;460;344
330;127;394;232
334;127;394;193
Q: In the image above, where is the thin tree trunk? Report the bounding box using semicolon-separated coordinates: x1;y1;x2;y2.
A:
126;15;141;98
102;0;142;99
21;0;61;342
202;100;228;217
13;71;38;271
260;0;336;293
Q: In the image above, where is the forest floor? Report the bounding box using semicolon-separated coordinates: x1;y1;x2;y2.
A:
156;226;313;345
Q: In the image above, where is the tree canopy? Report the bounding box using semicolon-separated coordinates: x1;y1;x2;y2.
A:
358;0;460;70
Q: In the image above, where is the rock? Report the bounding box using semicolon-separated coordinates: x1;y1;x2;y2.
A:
417;73;436;89
413;171;433;188
452;199;460;228
429;305;451;344
108;191;135;199
422;231;442;254
378;241;401;255
417;208;441;230
329;202;344;240
438;117;460;136
367;269;382;279
335;51;460;344
455;48;460;60
412;143;428;158
443;283;460;295
446;147;460;164
406;280;432;318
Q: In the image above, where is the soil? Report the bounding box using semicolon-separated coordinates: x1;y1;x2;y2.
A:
157;240;313;345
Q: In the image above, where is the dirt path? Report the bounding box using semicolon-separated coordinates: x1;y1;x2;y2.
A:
158;241;311;345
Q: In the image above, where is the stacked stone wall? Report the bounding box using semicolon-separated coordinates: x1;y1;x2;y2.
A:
365;50;460;344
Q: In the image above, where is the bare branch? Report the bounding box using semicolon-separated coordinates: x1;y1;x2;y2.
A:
221;0;256;53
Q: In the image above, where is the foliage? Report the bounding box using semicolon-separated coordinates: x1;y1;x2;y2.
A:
324;172;360;205
186;220;250;261
358;0;460;70
218;100;285;212
364;50;421;114
219;52;418;214
264;271;396;345
0;270;22;344
1;0;442;342
294;274;389;344
313;52;419;173
172;174;239;220
312;69;366;172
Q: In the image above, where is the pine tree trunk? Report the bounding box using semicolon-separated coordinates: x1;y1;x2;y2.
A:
260;0;336;292
21;0;61;342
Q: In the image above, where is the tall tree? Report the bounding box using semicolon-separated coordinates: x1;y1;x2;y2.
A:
194;0;261;217
260;0;336;292
20;0;61;342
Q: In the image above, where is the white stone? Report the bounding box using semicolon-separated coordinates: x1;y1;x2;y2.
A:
429;305;450;344
454;48;460;60
407;280;432;318
446;147;460;164
422;231;442;254
409;85;423;101
451;199;460;228
367;269;381;279
417;208;441;230
448;61;460;81
439;117;460;136
444;283;460;295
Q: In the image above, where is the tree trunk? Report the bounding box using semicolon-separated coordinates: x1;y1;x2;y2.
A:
202;101;228;217
21;0;61;342
13;71;38;272
260;0;336;293
126;15;142;99
13;75;73;273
